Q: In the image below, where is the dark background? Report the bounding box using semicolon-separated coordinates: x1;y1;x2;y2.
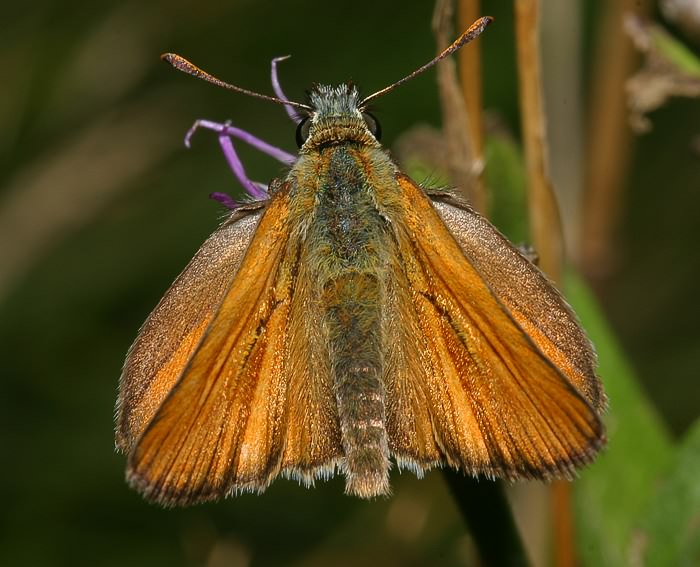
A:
2;1;698;565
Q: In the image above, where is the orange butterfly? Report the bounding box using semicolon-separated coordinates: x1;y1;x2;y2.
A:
115;17;605;506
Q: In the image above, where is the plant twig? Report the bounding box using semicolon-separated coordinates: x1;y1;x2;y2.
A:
541;0;584;259
432;0;486;213
580;0;649;286
514;0;563;282
457;0;486;206
444;471;532;567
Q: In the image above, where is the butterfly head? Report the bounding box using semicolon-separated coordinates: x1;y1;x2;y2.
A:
295;83;382;151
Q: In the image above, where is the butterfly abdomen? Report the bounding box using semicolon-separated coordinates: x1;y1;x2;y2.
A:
307;146;392;497
323;273;389;497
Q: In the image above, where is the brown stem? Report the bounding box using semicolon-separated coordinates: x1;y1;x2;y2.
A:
515;0;564;283
432;0;487;213
551;482;575;567
580;0;649;287
457;0;485;198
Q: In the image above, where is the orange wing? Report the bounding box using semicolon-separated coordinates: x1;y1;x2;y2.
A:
383;175;605;480
120;188;342;506
116;203;265;452
430;190;606;413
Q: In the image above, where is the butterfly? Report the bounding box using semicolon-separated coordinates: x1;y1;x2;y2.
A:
115;17;606;506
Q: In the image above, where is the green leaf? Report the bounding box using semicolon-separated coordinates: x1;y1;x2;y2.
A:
483;132;530;244
565;273;674;566
651;26;700;77
642;418;700;566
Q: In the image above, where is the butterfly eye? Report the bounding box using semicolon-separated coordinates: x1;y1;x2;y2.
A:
296;117;312;147
362;112;381;141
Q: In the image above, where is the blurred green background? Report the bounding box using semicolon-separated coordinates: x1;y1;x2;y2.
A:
2;1;699;566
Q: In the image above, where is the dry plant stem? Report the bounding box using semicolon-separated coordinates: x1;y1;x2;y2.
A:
551;482;575;567
515;0;564;282
541;0;584;259
581;0;647;285
515;0;570;566
457;0;484;167
432;0;486;213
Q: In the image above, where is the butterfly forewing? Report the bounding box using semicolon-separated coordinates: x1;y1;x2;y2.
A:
125;190;297;505
430;191;606;412
116;205;264;453
382;175;604;479
123;187;345;505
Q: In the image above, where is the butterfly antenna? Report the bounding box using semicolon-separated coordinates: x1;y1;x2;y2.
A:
360;16;493;108
161;53;313;112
